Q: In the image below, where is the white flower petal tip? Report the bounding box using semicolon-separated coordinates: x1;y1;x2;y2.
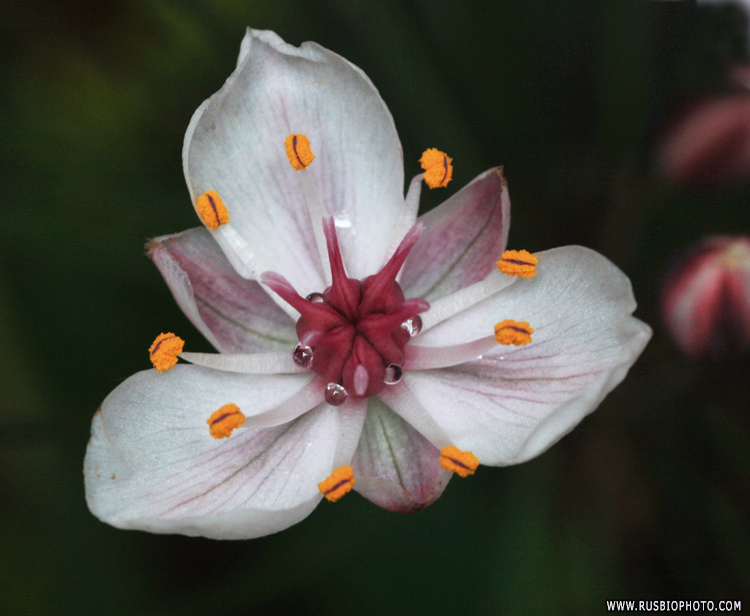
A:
87;28;652;539
183;27;405;291
84;367;338;539
408;246;651;466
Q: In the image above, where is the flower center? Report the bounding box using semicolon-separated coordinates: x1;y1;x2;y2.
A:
263;218;429;404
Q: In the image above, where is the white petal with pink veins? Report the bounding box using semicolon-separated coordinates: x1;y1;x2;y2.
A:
402;246;651;464
84;366;334;539
183;29;404;293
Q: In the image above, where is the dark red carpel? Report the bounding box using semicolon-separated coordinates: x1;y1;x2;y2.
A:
263;219;429;398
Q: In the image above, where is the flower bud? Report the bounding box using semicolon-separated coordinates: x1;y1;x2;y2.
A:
656;96;750;186
662;236;750;358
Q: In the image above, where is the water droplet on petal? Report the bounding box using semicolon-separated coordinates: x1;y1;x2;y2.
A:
325;382;348;406
401;315;423;336
383;363;403;385
333;213;352;229
293;344;314;368
306;292;325;303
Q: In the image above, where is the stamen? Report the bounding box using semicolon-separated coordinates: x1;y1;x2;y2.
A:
284;135;330;283
378;383;451;450
180;350;306;374
494;320;534;346
206;403;245;439
242;376;323;429
318;465;355;502
420;274;517;332
420;148;453;189
439;446;479;477
497;249;538;278
285;134;315;170
149;333;185;372
331;399;368;468
384;174;423;268
196;190;230;230
404;335;497;370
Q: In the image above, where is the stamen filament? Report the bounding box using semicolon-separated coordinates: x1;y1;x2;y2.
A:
180;351;307;374
420;273;517;333
299;171;332;285
241;376;324;429
404;335;497;370
332;398;368;466
384;173;423;272
284;134;331;284
377;382;451;451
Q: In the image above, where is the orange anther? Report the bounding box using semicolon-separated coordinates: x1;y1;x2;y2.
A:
285;134;315;170
494;320;534;346
420;148;453;188
149;333;185;372
318;465;355;502
497;249;538;279
206;403;246;439
196;190;230;230
439;446;479;477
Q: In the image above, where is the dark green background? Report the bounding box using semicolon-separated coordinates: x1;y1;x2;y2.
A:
1;1;748;613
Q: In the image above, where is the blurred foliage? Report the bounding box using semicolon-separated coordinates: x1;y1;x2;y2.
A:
1;0;749;614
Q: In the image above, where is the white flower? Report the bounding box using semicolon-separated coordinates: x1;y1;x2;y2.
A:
84;29;651;539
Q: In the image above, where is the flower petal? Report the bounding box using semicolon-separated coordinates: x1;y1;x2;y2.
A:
399;168;510;301
84;366;336;539
148;227;297;353
352;397;451;513
183;29;404;292
404;246;651;465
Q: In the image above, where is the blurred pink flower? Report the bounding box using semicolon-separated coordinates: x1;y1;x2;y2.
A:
662;236;750;357
84;29;651;539
657;95;750;185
